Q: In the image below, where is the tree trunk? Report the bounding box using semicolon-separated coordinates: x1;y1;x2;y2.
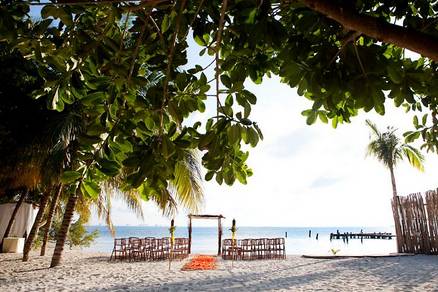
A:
1;191;26;250
40;184;62;256
389;165;403;253
50;187;79;268
302;0;438;62
389;166;398;199
22;188;51;261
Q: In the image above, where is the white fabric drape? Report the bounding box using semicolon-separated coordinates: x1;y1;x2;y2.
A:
0;203;39;240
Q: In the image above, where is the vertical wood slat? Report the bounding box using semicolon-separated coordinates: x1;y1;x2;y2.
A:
188;216;192;254
392;196;403;252
218;218;222;256
426;189;438;254
393;190;438;255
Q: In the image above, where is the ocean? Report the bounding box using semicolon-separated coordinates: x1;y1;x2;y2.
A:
84;226;397;256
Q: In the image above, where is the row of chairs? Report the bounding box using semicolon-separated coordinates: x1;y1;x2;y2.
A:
222;238;286;260
110;237;189;261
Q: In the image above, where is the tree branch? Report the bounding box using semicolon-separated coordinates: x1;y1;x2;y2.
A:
302;0;438;62
215;0;228;117
160;0;187;135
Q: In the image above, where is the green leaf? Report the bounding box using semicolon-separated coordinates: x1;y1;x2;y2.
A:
306;112;317;125
247;127;259;147
391;87;404;107
244;90;257;105
144;117;155;130
98;159;121;177
194;35;207;46
161;136;175;159
413;115;419;128
115;138;133;153
41;5;73;26
223;170;235;185
404;131;420;143
243;102;251;118
61;171;82;184
236;170;247;184
332;116;338;128
225;95;233;107
227;124;241;144
81;92;105;106
220;75;232;88
422;114;428;126
137;183;151;201
246;8;257;24
161;14;170;33
205;171;214;181
215;172;223;185
253;123;264;140
387;65;403;84
240;118;252;126
82;180;100;200
318;112;328;123
199;132;215;149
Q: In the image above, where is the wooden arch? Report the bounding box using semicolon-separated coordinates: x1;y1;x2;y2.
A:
188;214;225;256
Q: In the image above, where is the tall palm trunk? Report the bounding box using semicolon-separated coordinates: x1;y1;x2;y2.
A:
1;190;26;250
40;184;62;256
389;165;402;252
50;186;80;268
22;188;51;261
389;165;398;198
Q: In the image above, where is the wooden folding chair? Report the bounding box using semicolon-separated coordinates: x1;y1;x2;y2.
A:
110;238;128;261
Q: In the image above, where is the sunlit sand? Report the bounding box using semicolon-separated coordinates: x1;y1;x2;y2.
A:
1;249;437;291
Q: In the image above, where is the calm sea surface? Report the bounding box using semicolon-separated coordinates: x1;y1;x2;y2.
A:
85;226;396;256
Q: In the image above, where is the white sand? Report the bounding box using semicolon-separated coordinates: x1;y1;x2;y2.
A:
1;250;438;291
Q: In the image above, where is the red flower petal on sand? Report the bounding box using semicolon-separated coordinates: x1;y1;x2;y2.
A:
181;255;217;271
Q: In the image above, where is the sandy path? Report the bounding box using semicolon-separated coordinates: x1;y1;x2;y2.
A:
1;250;437;291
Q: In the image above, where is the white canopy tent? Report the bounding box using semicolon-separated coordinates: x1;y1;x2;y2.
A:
0;203;39;240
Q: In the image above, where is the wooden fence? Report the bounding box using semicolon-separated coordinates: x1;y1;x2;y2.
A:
392;189;438;254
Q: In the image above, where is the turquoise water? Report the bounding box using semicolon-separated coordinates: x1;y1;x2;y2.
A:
85;226;397;255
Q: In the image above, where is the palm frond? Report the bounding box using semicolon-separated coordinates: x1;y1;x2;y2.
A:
102;180;144;220
169;149;204;213
149;188;178;217
366;120;425;174
49;106;84;152
75;195;92;222
401;144;425;172
365;119;381;138
97;189;115;237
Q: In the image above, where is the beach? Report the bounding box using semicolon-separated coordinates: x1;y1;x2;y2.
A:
84;226;398;255
1;250;437;291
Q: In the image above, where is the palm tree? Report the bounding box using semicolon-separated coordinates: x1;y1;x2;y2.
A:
40;184;63;256
49;149;204;267
1;45;205;267
365;119;425;198
22;188;51;261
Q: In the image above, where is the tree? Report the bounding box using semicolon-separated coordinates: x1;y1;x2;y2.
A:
40;184;62;256
366;119;425;198
300;0;438;61
22;188;51;261
2;0;438;267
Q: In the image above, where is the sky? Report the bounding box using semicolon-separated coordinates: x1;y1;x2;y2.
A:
26;0;437;230
89;36;438;228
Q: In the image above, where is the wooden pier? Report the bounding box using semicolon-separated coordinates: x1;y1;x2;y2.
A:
330;231;395;241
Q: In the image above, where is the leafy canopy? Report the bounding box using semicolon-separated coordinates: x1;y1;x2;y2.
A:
1;0;438;202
